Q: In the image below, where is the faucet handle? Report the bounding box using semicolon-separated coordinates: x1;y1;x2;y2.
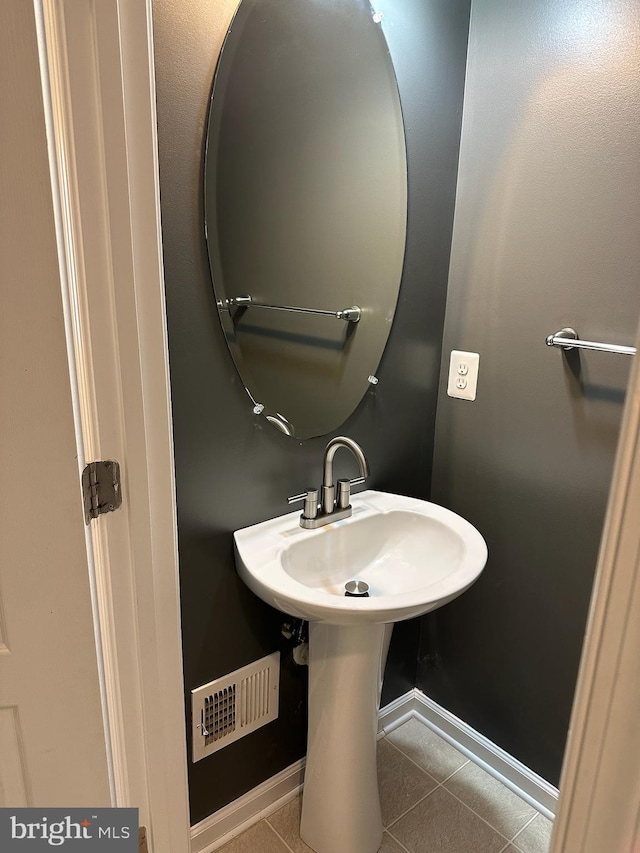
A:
337;477;368;509
288;488;319;520
337;479;351;510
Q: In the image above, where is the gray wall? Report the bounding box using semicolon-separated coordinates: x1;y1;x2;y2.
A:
152;0;470;822
423;0;640;785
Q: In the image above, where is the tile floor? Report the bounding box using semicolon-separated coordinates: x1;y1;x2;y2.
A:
218;717;553;853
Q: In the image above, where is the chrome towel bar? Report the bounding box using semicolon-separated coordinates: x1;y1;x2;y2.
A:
226;295;361;323
546;327;636;356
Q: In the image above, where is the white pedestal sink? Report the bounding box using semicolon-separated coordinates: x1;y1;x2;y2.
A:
234;490;487;853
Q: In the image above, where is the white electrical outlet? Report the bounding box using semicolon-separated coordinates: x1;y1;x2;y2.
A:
447;350;479;401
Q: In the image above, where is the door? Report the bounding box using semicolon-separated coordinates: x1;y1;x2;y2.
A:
0;0;111;807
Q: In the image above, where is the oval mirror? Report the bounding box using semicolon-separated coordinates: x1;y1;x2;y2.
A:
205;0;407;438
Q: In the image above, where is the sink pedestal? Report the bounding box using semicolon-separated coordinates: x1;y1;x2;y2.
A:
301;621;392;853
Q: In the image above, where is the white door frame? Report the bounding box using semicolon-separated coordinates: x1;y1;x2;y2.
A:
35;0;640;851
35;1;190;851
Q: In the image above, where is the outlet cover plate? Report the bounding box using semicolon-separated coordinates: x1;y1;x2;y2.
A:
447;350;479;401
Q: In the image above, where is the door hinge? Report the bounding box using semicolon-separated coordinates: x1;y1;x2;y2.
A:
82;460;122;524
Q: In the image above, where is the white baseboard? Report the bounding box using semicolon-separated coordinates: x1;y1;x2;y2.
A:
191;688;558;852
379;689;559;820
377;689;417;733
190;759;304;853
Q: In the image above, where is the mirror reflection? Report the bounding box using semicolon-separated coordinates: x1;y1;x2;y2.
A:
204;0;407;438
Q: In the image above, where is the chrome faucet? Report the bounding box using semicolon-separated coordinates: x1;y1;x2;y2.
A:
288;436;370;529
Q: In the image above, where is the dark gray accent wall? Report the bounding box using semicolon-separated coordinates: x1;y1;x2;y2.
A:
152;0;470;823
423;0;640;786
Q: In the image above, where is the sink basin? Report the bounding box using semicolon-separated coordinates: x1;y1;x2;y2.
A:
234;490;487;625
234;490;487;853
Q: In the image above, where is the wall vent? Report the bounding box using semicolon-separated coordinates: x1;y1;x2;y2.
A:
191;651;280;762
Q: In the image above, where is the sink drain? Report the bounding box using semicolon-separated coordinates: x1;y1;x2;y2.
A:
344;580;369;597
